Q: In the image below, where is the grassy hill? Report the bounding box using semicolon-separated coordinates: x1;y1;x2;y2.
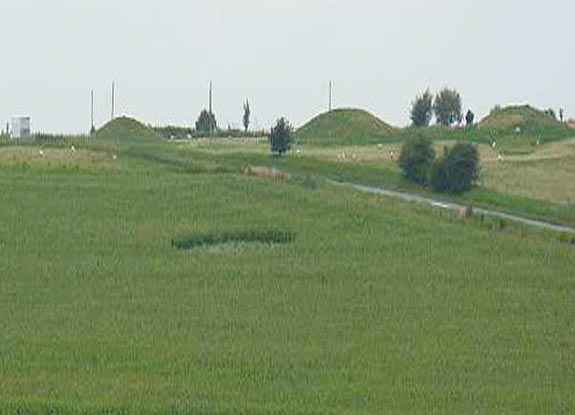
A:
478;105;572;138
93;116;164;144
295;108;397;145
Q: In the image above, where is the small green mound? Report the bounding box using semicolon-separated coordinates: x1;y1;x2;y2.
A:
172;229;294;250
295;108;396;145
93;117;164;143
478;105;570;137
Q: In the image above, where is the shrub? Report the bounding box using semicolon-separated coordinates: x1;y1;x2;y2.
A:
410;89;434;127
195;109;217;136
430;142;479;193
270;118;292;155
465;110;475;128
398;136;435;184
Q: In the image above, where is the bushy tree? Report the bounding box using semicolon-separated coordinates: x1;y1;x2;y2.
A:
410;89;433;127
465;110;475;128
398;135;435;184
430;142;479;193
195;109;217;136
270;117;292;155
434;88;462;126
243;100;250;132
559;108;564;122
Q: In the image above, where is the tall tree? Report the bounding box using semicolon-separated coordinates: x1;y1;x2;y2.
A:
434;88;462;126
410;89;434;127
243;100;251;132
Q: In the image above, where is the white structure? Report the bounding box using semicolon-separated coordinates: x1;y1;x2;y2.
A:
11;117;31;140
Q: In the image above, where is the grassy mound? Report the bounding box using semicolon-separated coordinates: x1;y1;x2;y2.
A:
478;105;571;138
93;117;164;143
295;108;396;145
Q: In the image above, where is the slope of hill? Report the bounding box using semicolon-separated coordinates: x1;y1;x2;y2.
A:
478;105;571;139
295;108;397;145
93;117;164;143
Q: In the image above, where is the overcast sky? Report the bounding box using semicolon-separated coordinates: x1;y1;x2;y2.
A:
1;0;573;133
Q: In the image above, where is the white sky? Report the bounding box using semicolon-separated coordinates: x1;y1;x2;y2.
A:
1;0;573;133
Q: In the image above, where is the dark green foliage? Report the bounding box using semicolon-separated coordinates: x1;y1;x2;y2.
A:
465;110;475;128
398;135;435;184
559;108;564;122
544;108;557;120
434;88;462;126
243;100;251;132
410;89;434;127
195;109;217;136
172;229;294;250
430;142;479;193
270;117;292;155
90;125;96;135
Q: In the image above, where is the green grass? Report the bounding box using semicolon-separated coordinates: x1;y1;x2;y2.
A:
295;109;397;145
1;141;575;414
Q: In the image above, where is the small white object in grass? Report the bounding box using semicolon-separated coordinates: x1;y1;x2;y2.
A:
112;154;117;160
390;150;395;161
536;139;540;146
515;126;521;134
492;141;497;149
498;154;503;162
187;133;192;140
39;149;44;157
378;143;383;150
352;153;357;160
296;148;301;155
70;145;76;153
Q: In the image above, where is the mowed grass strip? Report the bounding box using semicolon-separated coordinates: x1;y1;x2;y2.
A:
0;162;574;415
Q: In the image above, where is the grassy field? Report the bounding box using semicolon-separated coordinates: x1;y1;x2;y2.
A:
1;132;575;414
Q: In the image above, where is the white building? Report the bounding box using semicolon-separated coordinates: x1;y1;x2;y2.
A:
11;117;31;140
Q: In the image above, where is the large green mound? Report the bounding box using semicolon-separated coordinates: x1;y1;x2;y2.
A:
295;108;396;145
93;117;164;143
478;105;570;136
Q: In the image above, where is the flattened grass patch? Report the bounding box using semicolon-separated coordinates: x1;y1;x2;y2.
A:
172;229;294;251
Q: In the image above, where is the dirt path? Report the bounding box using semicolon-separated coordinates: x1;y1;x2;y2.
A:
337;182;575;234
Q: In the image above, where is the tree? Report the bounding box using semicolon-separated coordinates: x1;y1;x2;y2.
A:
410;89;434;127
398;135;435;184
465;110;475;128
560;108;564;122
270;118;292;155
430;142;479;194
434;88;462;126
195;109;217;136
243;100;251;132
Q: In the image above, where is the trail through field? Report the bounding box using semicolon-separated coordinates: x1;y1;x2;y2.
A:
337;181;575;234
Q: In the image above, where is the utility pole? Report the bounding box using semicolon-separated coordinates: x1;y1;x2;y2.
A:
329;80;332;112
111;81;115;120
209;81;213;115
90;90;94;132
209;81;215;137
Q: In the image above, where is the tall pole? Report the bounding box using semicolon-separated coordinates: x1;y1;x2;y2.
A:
329;80;332;112
90;90;94;130
111;81;115;120
209;81;213;115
